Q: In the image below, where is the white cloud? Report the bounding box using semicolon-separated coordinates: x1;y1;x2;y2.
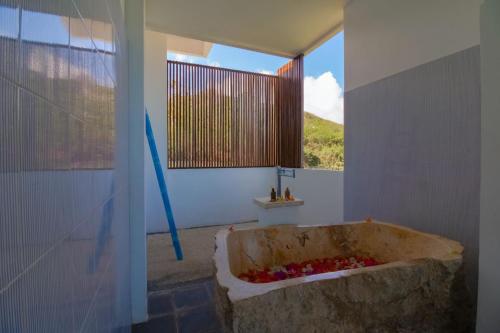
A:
173;53;197;63
304;71;344;124
208;60;221;67
258;69;273;75
174;53;188;61
172;52;222;68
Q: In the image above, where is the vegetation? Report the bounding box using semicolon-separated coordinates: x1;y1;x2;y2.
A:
303;112;344;170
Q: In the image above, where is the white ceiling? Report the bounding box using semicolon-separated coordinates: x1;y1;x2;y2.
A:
165;34;213;57
146;0;344;58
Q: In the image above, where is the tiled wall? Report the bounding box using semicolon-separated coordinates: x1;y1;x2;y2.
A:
0;0;131;332
344;46;480;299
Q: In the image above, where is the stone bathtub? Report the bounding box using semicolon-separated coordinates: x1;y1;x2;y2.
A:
213;221;471;333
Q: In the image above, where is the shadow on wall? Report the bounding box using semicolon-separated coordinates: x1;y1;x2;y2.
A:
283;169;343;225
146;168;344;232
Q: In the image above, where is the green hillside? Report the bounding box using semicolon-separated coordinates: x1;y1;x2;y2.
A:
303;112;344;170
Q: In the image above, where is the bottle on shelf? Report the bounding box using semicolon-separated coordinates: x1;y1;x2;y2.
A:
270;187;277;202
284;187;292;201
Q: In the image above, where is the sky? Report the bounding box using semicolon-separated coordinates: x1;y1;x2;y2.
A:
168;32;345;124
304;32;344;124
0;4;344;124
0;6;110;48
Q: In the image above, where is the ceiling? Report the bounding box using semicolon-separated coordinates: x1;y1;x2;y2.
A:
146;0;344;58
165;34;213;57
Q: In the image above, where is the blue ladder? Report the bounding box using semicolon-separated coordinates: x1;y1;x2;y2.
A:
146;111;183;260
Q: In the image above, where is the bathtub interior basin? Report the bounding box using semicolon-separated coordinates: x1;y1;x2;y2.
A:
213;221;470;333
215;220;463;301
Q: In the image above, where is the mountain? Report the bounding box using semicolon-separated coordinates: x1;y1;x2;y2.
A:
303;112;344;170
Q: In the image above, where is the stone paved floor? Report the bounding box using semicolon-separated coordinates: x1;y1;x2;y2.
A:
132;278;222;333
148;222;257;289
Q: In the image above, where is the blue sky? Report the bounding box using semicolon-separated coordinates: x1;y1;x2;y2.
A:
0;6;110;49
304;32;344;91
168;32;344;90
168;32;345;123
0;4;345;123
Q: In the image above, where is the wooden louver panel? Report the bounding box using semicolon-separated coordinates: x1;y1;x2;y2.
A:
167;56;303;169
276;55;304;168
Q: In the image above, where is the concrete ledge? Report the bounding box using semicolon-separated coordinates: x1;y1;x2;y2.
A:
253;197;304;209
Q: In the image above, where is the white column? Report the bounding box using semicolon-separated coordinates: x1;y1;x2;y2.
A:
477;0;500;331
125;0;147;324
144;30;169;234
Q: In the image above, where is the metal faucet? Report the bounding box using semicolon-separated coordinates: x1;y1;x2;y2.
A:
276;166;295;197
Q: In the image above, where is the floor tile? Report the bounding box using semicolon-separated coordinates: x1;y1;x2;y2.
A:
204;280;215;299
149;293;174;316
177;304;221;333
173;284;210;310
132;314;177;333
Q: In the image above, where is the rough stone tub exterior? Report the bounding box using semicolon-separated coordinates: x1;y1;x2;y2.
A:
213;221;472;333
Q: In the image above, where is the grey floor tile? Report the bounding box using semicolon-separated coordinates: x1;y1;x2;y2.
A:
204;280;215;300
132;314;177;333
149;293;174;316
173;284;210;310
177;304;221;333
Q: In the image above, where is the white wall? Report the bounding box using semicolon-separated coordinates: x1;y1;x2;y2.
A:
144;29;169;233
143;31;277;233
144;31;344;233
344;0;481;307
154;168;276;232
126;0;147;324
283;169;344;225
344;0;481;92
147;168;344;232
477;0;500;331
